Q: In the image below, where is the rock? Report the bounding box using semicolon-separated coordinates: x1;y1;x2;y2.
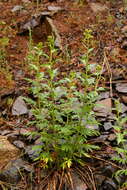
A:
0;136;20;170
94;175;106;188
1;130;11;136
104;122;112;131
103;165;116;177
107;113;115;121
19;18;39;33
0;159;33;184
102;178;117;190
94;98;112;117
71;173;88;190
89;3;108;13
18;11;56;34
120;103;127;113
13;140;25;149
95;135;108;142
12;96;28;116
86;124;99;130
25;145;41;161
98;91;110;100
11;5;24;12
116;83;127;93
47;6;63;12
45;17;63;50
7;133;18;143
6;130;20;143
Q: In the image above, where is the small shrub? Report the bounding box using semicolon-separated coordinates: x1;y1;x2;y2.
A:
112;100;127;188
25;35;102;170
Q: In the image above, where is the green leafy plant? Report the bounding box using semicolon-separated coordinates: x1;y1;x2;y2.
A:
25;35;102;171
112;100;127;187
83;29;94;49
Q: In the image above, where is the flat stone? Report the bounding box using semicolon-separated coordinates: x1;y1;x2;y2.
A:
86;124;99;130
0;159;33;184
45;17;63;50
13;140;25;149
102;178;117;189
12;96;28;116
1;130;11;136
94;98;112;117
71;173;88;190
0;136;20;170
104;122;112;131
89;3;108;13
116;83;127;93
11;5;24;12
47;6;63;12
7;133;19;143
25;145;41;161
121;103;127;113
98;91;110;100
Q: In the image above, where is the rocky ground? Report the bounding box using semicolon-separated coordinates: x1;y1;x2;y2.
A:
0;0;127;189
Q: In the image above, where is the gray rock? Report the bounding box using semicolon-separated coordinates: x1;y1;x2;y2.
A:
86;124;99;130
98;91;110;100
7;134;18;143
107;113;115;121
47;6;63;12
102;178;117;190
12;96;28;116
45;17;63;50
103;165;116;177
89;3;108;13
11;5;24;12
68;173;88;190
1;130;11;136
25;145;41;161
104;122;112;131
95;135;108;142
94;98;112;117
116;83;127;93
20;18;39;32
13;140;25;149
94;174;106;188
0;159;33;184
119;103;127;113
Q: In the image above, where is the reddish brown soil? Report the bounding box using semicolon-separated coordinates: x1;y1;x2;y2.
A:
0;0;127;110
